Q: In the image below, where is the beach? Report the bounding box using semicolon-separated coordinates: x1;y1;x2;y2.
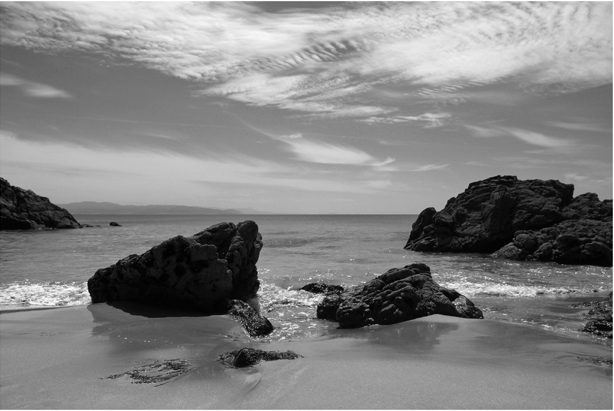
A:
1;303;611;409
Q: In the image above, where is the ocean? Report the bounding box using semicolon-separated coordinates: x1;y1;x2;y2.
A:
0;214;612;346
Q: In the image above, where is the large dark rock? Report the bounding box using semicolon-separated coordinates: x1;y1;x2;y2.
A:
405;176;612;267
0;177;82;230
317;263;482;328
87;221;263;313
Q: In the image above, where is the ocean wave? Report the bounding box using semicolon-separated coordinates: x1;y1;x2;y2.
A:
442;280;608;298
0;280;91;307
258;282;324;313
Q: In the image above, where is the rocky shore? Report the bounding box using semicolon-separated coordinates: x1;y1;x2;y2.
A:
405;175;612;267
0;177;82;230
87;221;486;335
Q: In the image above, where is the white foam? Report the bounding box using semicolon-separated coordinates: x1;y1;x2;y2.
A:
0;281;91;307
442;280;607;297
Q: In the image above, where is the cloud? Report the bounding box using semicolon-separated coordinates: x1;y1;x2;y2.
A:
410;164;449;172
0;2;610;119
0;73;72;98
360;112;451;128
281;137;395;168
0;129;379;196
546;121;611;133
565;173;588;182
466;125;572;148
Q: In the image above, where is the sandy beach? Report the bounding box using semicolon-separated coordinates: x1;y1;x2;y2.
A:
1;303;611;409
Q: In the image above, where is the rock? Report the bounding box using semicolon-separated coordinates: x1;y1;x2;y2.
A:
109;221;122;227
218;348;302;368
317;263;483;328
405;175;612;267
317;293;344;321
572;292;612;339
300;282;344;295
0;177;82;230
87;221;263;313
104;359;193;384
227;299;274;337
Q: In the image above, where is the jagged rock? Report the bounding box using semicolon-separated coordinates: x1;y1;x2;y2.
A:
227;299;274;337
317;263;482;328
300;282;344;295
0;177;82;230
218;348;302;368
87;221;263;313
405;176;612;267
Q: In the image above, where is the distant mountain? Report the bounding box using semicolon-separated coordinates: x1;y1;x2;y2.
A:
58;201;251;215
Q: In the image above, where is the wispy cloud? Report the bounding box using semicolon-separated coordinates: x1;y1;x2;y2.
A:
546;121;611;133
360;112;451;128
410;164;449;172
0;2;610;119
0;130;381;196
280;136;395;168
0;73;72;98
466;125;573;148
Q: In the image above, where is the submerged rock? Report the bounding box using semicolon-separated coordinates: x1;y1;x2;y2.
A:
317;263;482;328
405;175;612;267
218;348;302;368
0;177;82;230
104;359;193;384
300;282;344;295
227;299;274;337
88;221;263;313
572;292;612;339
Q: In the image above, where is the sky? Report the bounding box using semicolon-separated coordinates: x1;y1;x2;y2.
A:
0;1;612;214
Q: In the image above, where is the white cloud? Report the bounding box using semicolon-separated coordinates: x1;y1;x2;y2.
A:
361;112;451;127
466;125;573;148
0;2;610;118
0;130;385;197
281;138;394;168
546;121;611;133
410;164;449;172
565;173;588;182
0;73;72;98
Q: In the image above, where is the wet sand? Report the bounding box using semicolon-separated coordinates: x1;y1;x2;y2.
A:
1;303;612;409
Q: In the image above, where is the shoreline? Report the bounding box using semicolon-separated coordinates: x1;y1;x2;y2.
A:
1;303;611;409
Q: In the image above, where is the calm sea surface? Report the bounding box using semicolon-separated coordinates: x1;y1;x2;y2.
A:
0;214;611;346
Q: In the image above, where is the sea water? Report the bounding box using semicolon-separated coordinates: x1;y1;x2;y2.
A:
0;214;611;346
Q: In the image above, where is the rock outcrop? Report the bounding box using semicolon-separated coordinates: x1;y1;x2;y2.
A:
405;176;612;267
0;177;82;230
88;221;263;314
317;263;483;328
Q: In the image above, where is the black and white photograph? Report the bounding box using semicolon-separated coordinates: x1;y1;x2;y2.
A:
0;1;612;409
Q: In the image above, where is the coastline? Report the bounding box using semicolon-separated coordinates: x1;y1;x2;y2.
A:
1;304;611;409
